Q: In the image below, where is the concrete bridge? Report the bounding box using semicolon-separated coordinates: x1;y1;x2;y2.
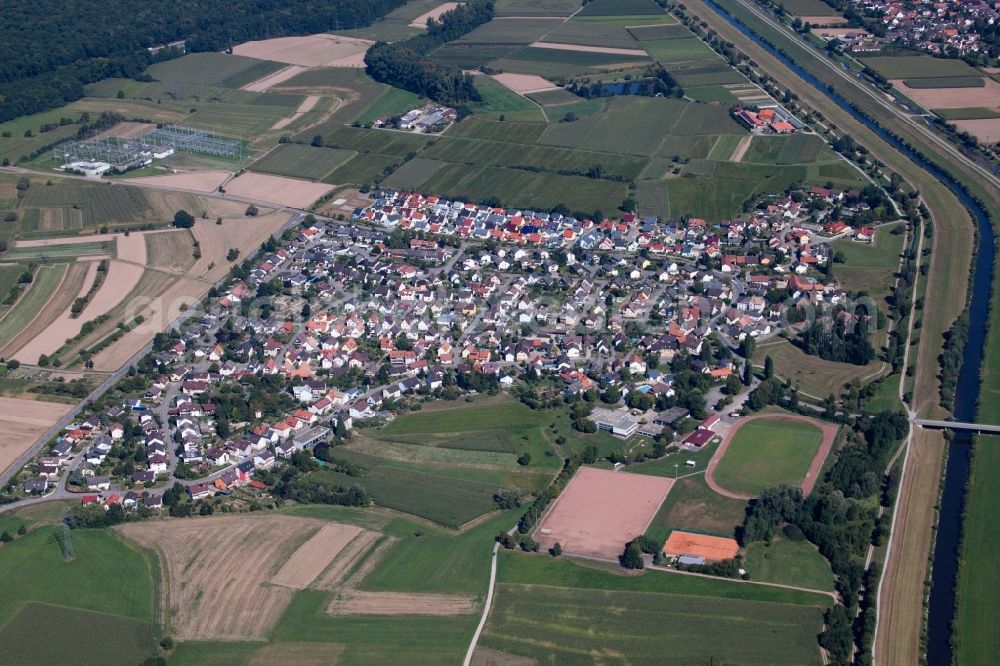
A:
915;419;1000;435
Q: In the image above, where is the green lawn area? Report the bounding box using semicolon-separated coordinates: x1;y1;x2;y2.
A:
859;55;984;80
830;223;906;298
0;527;157;636
646;473;748;539
480;552;828;663
744;538;835;592
712;418;823;496
955;437;1000;665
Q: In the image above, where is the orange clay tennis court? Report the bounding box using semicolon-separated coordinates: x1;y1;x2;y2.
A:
534;467;673;559
663;531;741;562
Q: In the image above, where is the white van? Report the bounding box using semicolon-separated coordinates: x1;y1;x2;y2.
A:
685;460;697;468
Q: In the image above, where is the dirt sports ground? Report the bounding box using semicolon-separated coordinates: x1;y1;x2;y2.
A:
705;413;838;500
0;397;72;477
119;515;376;640
534;467;673;559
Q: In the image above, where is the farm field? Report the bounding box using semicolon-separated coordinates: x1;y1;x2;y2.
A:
119;515;369;640
859;55;984;80
0;265;66;351
710;416;827;497
224;172;333;207
146;53;285;89
0;396;72;477
494;0;581;16
8;262;94;364
891;78;1000;111
491;48;652;79
743;538;835;591
471;77;547;122
0;603;157;666
778;0;841;15
250;144;356;181
479;552;828;664
0;527;156;635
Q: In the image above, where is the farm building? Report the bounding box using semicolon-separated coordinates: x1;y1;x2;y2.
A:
663;531;740;564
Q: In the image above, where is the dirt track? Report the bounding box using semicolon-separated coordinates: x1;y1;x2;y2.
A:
704;413;839;500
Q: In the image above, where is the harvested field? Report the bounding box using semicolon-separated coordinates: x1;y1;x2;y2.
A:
8;262;90;363
130;171;230;194
82;261;143;318
328;591;477;616
531;41;649;57
250;643;345;665
891;78;1000;109
92;122;157;141
89;275;208;371
0;397;72;477
409;3;462;28
116;231;148;264
145;230;196;274
491;73;558;94
11;261;116;363
272;523;367;589
224;172;333;208
534;467;673;559
313;531;383;591
242;65;308;92
233;35;371;67
119;515;354;640
951;117;1000;143
799;15;848;25
188;212;289;281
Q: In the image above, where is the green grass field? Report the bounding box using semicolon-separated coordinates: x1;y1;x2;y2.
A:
860;55;984;80
146;53;285;89
830;222;906;298
933;107;1000;121
354;87;423;124
457;18;562;44
381;158;448;190
480;553;827;663
0;602;157;666
470;77;547;123
902;76;984;89
743;133;825;164
955;438;1000;665
647;473;748;538
663;162;807;220
643;36;721;65
183;102;290;137
250;144;356;181
712;418;823;496
492;48;652;79
778;0;841;16
0;265;65;349
576;0;667;16
544;19;645;49
494;0;584;15
743;538;835;591
0;527;156;629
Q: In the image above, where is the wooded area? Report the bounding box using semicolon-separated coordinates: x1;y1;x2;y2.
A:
0;0;406;122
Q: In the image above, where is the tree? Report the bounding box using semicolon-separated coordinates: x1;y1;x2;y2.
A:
311;134;323;147
763;355;774;379
16;524;26;535
172;210;195;228
517;452;532;466
226;248;240;261
0;530;12;543
620;540;644;569
742;360;753;386
245;204;259;217
550;542;562;557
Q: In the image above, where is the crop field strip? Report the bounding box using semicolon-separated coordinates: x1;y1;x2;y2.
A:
250;144;357;181
0;265;66;352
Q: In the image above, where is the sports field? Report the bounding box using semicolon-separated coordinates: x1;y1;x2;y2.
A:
709;416;827;497
534;467;673;558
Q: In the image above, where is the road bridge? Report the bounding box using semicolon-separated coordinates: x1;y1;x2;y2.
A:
915;419;1000;435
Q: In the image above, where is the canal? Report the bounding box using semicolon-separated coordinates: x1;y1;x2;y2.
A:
699;0;996;661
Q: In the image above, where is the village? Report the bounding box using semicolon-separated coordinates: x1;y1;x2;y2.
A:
3;180;894;514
